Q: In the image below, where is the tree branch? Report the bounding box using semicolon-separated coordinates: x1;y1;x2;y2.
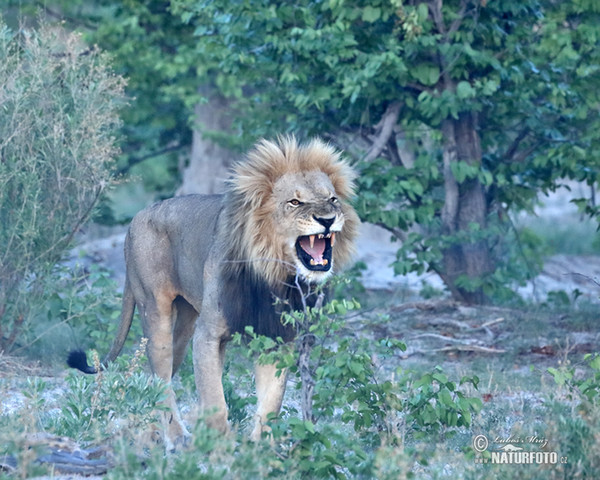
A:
363;102;402;162
448;0;469;38
502;127;530;161
117;143;185;175
429;0;446;35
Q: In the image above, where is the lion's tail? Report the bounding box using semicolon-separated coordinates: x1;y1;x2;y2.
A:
104;277;136;365
67;278;136;375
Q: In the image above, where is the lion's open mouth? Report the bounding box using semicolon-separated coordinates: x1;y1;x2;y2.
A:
295;232;336;272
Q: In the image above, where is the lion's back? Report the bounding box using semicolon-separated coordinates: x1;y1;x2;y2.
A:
124;194;225;302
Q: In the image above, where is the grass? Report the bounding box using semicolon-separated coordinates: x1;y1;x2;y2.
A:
519;216;600;256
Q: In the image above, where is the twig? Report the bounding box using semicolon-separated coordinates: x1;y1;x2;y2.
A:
480;317;505;329
117;143;184;175
410;333;466;344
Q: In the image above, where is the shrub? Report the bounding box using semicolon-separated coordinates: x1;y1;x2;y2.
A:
0;21;125;352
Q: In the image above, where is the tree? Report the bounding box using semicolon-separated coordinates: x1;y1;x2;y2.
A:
0;22;124;351
169;0;600;303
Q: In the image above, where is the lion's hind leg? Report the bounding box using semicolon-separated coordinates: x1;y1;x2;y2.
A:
138;293;191;451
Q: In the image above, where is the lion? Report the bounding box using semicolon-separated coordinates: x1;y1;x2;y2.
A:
68;136;359;449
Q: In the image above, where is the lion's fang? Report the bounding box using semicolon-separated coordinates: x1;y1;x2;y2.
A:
330;232;336;246
323;258;328;266
309;235;315;249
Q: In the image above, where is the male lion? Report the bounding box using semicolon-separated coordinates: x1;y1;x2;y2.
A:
68;136;359;449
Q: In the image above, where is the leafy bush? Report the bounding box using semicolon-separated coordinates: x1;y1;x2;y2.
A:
0;21;124;352
225;291;482;478
52;342;167;443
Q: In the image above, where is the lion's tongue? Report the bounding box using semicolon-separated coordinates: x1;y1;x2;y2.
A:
299;236;326;263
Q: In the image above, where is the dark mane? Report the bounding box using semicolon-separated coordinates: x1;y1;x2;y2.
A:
220;262;318;341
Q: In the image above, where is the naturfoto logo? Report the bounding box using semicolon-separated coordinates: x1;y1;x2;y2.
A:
472;434;568;465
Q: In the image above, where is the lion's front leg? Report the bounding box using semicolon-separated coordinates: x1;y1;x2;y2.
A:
193;326;229;433
251;362;288;441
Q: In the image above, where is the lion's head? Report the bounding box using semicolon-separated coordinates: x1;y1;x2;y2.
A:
224;136;359;286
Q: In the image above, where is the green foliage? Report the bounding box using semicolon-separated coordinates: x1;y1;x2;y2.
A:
0;21;124;351
230;295;482;478
14;1;599;300
548;353;600;405
3;263;131;361
539;353;600;479
401;367;482;437
13;0;599;300
53;351;167;443
47;265;125;351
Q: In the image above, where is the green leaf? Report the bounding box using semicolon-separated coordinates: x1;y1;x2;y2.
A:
362;6;381;23
411;64;440;86
456;80;476;99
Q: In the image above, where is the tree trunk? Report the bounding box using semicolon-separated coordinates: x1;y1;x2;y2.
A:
177;89;236;195
439;112;492;304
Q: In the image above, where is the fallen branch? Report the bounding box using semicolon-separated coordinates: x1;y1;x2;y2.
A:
1;434;112;476
403;344;506;357
391;299;457;313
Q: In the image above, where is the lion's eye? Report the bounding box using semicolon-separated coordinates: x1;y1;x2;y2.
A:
288;199;303;206
330;196;338;203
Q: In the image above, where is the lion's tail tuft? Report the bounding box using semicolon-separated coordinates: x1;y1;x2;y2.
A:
66;349;98;374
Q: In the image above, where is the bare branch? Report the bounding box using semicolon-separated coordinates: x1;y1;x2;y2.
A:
502;127;530;161
387;136;402;166
563;272;600;288
429;0;446;35
404;344;506;357
363;102;402;163
448;0;469;37
117;142;185;175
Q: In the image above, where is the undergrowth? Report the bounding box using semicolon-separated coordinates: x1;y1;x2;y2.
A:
1;289;599;478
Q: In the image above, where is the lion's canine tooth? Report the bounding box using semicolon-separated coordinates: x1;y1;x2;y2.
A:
310;259;316;266
331;232;336;246
323;259;328;266
309;235;315;249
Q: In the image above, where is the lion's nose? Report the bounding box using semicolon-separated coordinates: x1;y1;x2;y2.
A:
313;215;335;230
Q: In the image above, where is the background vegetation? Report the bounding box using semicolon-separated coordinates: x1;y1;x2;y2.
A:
0;21;124;353
9;0;599;303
